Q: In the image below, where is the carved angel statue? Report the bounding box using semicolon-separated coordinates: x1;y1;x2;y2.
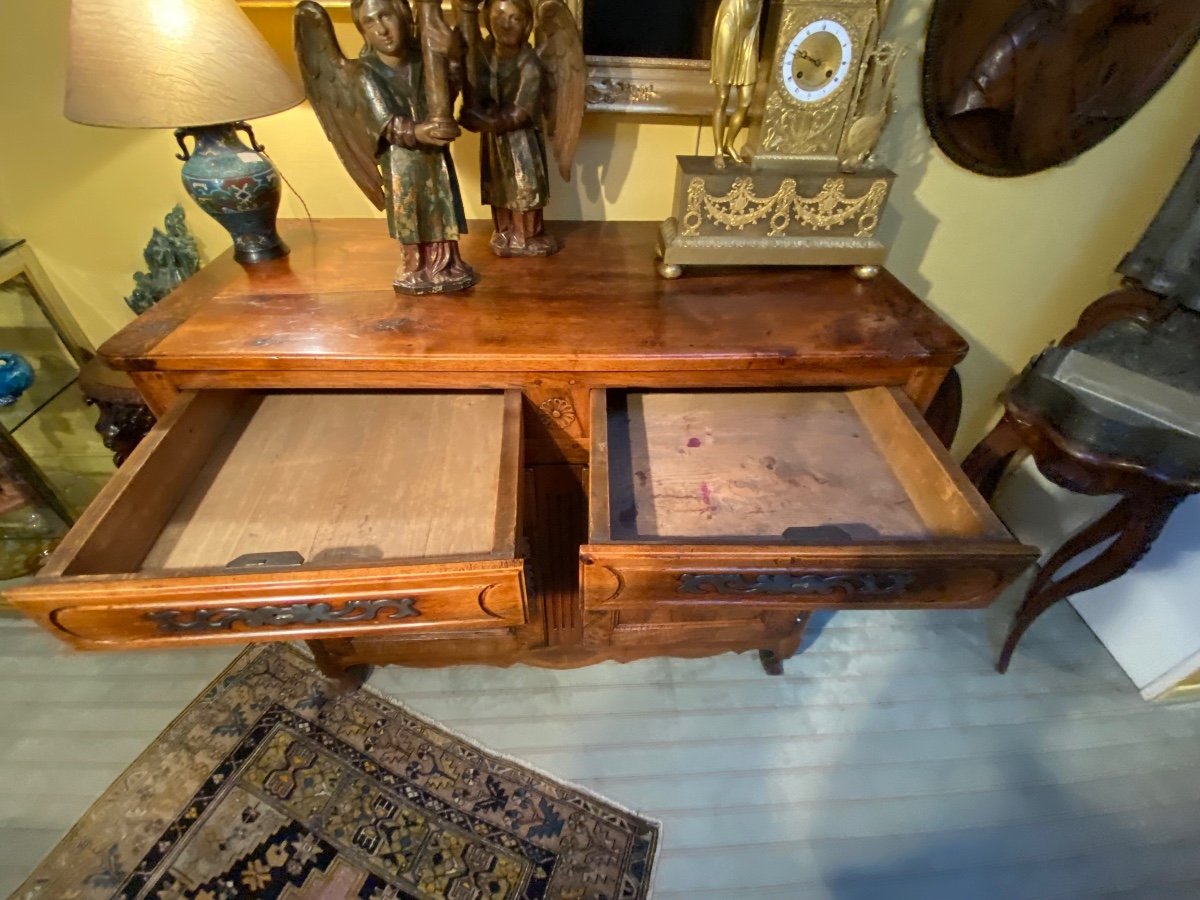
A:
456;0;585;256
295;0;477;294
710;0;764;168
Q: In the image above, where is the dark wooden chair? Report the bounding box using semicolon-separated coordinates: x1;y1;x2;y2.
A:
964;287;1200;673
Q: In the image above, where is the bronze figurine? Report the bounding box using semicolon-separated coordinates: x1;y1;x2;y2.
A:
295;0;477;294
456;0;584;256
709;0;763;168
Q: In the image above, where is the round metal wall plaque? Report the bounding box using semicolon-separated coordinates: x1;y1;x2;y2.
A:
922;0;1200;177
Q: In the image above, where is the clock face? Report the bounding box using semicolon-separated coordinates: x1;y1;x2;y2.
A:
781;19;854;104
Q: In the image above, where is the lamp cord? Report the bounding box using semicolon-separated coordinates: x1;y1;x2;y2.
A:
263;150;317;241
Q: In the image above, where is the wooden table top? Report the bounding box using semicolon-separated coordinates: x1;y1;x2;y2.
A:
101;219;966;375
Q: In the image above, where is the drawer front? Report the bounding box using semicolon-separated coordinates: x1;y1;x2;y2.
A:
581;546;1029;611
10;561;527;650
4;387;529;652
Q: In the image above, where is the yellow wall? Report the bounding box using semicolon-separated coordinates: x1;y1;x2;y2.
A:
1;0;1198;450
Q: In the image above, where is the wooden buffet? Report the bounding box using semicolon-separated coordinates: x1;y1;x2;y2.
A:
4;220;1036;686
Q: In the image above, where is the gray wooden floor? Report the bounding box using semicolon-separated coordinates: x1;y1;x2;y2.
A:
3;585;1200;899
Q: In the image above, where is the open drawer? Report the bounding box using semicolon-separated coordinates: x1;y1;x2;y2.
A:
5;389;526;648
582;387;1036;611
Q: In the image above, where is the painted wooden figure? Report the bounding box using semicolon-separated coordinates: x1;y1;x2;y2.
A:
296;0;477;294
457;0;584;256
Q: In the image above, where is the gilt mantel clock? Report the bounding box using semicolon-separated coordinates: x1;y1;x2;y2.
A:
658;0;901;279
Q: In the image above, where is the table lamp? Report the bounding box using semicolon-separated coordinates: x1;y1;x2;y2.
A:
64;0;305;264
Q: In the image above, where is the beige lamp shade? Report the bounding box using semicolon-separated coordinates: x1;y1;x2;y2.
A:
65;0;304;128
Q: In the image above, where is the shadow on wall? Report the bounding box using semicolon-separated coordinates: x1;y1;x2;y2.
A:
547;113;706;221
872;0;938;300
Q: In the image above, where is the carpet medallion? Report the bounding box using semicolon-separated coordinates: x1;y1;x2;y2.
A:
14;645;659;899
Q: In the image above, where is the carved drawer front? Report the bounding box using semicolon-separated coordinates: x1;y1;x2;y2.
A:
5;389;526;649
582;388;1036;611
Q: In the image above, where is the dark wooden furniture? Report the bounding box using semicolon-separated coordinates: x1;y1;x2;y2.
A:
5;220;1035;687
77;355;156;466
963;286;1200;673
923;0;1200;177
966;401;1199;675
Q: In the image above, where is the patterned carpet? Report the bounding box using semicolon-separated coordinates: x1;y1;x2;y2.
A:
12;645;659;899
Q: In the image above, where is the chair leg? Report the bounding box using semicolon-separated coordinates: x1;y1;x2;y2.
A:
962;413;1025;502
997;494;1183;673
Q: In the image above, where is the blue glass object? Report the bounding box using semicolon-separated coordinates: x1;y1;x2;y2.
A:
0;353;35;406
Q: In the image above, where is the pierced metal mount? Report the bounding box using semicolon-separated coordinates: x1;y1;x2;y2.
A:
147;597;420;633
677;572;914;596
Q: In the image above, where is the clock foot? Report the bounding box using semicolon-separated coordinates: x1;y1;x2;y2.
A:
854;265;880;280
658;260;683;279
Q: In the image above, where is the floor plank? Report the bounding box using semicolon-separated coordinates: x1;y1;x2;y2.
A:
2;582;1200;898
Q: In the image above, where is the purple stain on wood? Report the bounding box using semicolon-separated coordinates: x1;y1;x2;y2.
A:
700;482;712;506
687;437;701;448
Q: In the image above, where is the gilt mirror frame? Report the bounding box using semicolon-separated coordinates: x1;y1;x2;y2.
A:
240;0;714;115
565;0;714;116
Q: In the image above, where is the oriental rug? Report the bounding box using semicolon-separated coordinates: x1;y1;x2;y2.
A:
13;645;659;900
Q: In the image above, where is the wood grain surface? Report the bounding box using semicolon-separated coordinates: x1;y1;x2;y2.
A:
101;220;967;378
606;390;928;542
142;392;507;570
2;221;1037;678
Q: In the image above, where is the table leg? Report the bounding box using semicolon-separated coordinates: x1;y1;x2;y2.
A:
308;639;372;693
997;493;1184;673
759;612;812;676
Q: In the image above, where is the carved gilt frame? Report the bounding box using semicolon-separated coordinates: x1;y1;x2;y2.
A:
241;0;711;115
566;0;711;115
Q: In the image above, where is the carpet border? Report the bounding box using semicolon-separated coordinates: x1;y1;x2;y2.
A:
14;642;665;899
290;643;665;900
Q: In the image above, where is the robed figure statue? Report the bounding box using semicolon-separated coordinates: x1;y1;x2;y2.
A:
457;0;585;256
296;0;478;294
710;0;763;168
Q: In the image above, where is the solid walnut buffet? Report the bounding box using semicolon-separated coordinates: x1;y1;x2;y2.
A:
5;220;1035;687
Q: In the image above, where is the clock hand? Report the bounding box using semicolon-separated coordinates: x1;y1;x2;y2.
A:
795;49;824;68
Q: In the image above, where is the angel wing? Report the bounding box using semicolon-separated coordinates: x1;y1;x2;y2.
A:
533;0;585;182
294;0;386;210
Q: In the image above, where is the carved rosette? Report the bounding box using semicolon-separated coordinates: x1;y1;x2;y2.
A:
538;397;578;429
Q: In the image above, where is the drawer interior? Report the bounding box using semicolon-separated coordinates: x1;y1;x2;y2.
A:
54;390;519;577
597;388;1008;544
